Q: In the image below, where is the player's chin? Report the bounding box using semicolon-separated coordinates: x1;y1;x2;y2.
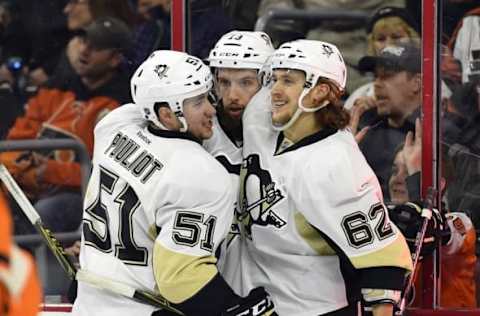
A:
198;128;214;140
271;112;288;126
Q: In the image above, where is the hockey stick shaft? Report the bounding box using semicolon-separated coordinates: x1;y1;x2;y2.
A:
75;270;184;314
0;164;78;279
0;164;183;315
397;188;437;315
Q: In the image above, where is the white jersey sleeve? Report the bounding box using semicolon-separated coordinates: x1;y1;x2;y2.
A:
297;131;412;283
149;146;240;308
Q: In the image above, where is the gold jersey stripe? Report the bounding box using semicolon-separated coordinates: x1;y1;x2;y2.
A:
153;242;218;303
350;235;413;271
294;211;336;256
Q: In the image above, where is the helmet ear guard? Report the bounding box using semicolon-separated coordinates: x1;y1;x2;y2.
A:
131;50;213;131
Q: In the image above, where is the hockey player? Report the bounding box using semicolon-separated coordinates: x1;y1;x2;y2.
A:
238;40;413;316
72;50;276;316
205;30;274;158
204;30;274;292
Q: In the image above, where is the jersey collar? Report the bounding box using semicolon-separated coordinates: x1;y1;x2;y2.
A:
147;124;202;144
274;127;338;155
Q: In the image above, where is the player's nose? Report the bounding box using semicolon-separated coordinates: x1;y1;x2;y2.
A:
206;99;216;116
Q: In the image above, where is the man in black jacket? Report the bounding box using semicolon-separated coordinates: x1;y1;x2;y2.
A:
354;43;422;202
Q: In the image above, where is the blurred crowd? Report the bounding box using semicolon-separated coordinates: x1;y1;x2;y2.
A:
0;0;480;311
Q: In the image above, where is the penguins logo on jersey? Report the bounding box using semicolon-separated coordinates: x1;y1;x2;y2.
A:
238;154;286;240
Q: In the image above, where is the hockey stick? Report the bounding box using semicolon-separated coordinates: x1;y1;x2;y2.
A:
0;164;183;315
396;188;437;315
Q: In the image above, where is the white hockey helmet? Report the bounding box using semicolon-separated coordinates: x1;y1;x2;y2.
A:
270;40;347;131
131;50;213;131
208;30;274;70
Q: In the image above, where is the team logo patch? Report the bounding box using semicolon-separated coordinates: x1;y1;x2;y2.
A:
238;154;287;240
321;44;334;58
452;216;466;235
154;64;169;79
261;34;273;47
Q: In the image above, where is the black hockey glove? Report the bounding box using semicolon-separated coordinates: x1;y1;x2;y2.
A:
151;287;277;316
388;202;449;258
222;287;277;316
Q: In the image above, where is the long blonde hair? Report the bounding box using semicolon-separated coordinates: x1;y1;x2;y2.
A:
367;16;420;56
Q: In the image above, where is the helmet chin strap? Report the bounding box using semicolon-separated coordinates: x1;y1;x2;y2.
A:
271;87;330;132
178;116;188;132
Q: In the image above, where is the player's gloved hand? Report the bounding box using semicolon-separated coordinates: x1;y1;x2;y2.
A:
388;202;447;258
151;287;277;316
222;287;277;316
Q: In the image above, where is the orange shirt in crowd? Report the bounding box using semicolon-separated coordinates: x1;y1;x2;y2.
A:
0;191;42;316
413;212;477;308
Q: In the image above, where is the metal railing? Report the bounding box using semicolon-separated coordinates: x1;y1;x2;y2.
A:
254;8;369;33
0;139;89;294
0;139;91;197
0;139;90;243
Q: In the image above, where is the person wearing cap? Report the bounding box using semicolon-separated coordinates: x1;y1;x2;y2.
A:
353;43;422;202
237;39;412;315
0;16;132;236
258;0;406;94
344;6;420;111
27;0;134;88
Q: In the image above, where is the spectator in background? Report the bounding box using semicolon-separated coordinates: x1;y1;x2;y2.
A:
222;0;260;31
0;190;42;316
134;0;233;59
258;0;408;94
0;0;71;97
387;120;477;308
441;80;480;238
351;43;421;202
0;17;132;235
131;0;171;72
448;5;480;84
344;6;420;110
0;1;30;84
53;0;135;85
190;0;233;59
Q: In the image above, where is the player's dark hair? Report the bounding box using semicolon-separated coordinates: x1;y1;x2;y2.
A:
314;78;350;130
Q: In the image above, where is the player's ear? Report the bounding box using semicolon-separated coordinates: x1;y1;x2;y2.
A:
157;106;181;131
311;83;330;104
410;73;422;94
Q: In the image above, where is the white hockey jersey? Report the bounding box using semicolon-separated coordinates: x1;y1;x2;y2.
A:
238;88;412;315
72;104;235;316
202;115;246;294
